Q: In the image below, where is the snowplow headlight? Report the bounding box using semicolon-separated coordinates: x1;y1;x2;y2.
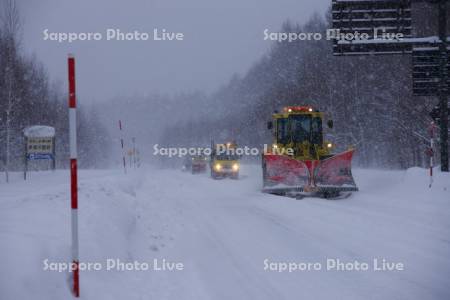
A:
214;164;222;171
232;163;239;171
327;143;333;148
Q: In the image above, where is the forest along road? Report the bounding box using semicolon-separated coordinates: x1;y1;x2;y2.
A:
1;165;449;300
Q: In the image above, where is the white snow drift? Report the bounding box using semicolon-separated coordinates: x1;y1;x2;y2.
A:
0;165;449;300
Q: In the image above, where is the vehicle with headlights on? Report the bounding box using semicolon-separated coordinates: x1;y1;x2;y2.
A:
210;142;240;179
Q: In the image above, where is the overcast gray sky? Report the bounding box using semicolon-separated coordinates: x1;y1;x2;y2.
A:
19;0;329;103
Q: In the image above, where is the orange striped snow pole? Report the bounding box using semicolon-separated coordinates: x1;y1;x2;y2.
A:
68;54;80;297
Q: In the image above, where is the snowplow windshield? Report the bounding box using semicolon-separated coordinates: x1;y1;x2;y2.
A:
290;115;311;143
277;115;323;145
311;117;323;145
277;118;290;144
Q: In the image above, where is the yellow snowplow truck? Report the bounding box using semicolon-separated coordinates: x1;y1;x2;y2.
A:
262;106;358;198
210;142;240;179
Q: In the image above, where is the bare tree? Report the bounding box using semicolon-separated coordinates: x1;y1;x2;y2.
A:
0;0;21;182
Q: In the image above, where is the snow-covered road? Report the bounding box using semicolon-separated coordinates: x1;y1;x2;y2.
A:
1;165;449;299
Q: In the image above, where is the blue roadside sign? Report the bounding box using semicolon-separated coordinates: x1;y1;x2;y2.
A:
27;153;54;160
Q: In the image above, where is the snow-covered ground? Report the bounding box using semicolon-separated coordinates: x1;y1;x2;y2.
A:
1;165;449;300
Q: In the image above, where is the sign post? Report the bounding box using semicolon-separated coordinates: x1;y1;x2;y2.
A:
68;54;79;298
23;126;56;180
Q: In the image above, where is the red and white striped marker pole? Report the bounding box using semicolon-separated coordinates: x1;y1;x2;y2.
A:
428;122;437;188
119;120;127;174
68;54;80;297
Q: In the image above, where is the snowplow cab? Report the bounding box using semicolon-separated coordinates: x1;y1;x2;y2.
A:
263;106;358;198
269;106;334;160
210;142;240;179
